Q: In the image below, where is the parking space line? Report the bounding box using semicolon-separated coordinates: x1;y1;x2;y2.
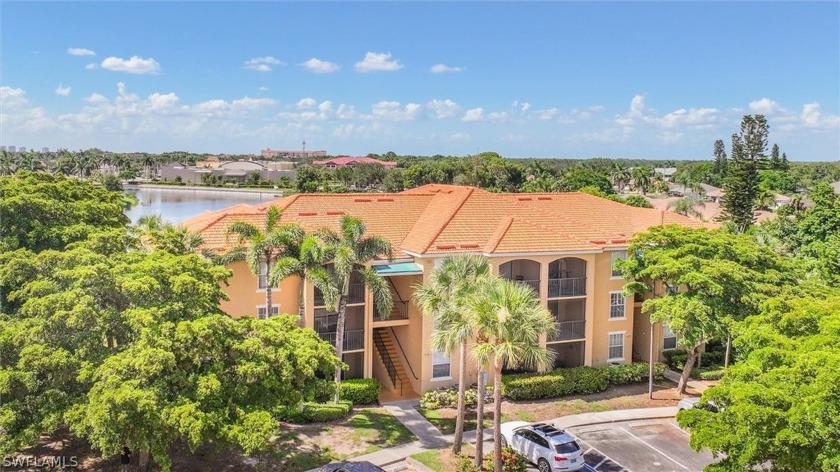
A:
572;436;628;472
667;420;691;436
618;426;690;470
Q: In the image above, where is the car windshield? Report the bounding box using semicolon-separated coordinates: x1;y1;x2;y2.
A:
554;441;580;454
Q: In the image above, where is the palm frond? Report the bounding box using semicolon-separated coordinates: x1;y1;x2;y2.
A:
264;206;283;232
269;257;303;286
358;236;394;262
307;267;341;311
358;267;392;319
214;246;247;265
340;215;366;247
225;221;260;245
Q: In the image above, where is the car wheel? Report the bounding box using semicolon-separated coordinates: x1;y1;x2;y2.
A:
538;458;551;472
500;436;508;449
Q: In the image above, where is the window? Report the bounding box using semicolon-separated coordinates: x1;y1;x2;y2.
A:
609;292;626;319
608;332;625;361
611;250;627;278
257;261;268;290
663;324;678;350
257;305;279;320
432;350;451;379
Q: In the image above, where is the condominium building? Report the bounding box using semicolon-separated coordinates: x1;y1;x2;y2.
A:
184;184;704;399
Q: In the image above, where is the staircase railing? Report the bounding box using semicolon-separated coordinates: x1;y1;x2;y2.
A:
389;327;419;380
373;330;402;395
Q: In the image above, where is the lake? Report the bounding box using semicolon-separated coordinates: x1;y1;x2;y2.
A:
124;186;284;224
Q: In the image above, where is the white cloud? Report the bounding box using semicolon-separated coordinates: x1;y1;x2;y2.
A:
430;63;463;73
447;132;470;143
369;101;424;121
55;84;72;96
296;97;316;109
259;86;269;92
67;48;96;56
800;102;840;130
85;63;98;70
244;56;284;72
533;108;560;120
749;97;781;114
660;107;719;128
0;86;29;109
615;94;719;130
101;55;161;74
426;99;461;119
354;52;403;73
300;57;340;73
512;100;531;113
461;107;508;123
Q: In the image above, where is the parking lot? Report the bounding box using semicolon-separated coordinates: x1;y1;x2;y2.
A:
565;419;715;472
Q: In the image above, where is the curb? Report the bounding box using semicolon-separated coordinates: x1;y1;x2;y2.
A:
404;456;437;472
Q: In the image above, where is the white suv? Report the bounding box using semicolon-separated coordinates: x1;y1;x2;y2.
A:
500;422;585;472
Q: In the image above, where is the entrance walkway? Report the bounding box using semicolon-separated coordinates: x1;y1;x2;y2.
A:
381;400;448;448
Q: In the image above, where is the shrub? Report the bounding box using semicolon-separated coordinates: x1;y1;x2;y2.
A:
502;366;610;401
606;362;667;384
694;367;726;380
278;400;353;423
419;385;493;410
663;349;725;371
309;379;336;403
339;378;381;405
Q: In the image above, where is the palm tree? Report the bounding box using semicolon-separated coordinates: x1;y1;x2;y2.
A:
221;206;290;319
413;255;491;454
268;225;327;325
667;196;706;219
672;171;705;198
610;163;631;194
18;151;45;172
312;215;393;401
632;166;652;195
0;150;16;176
472;278;555;472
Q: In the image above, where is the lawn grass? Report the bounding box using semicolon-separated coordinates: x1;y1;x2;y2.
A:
411;444;474;472
411;450;447;472
417;408;500;435
346;409;416;454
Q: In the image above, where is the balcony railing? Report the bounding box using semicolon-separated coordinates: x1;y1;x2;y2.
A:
374;300;409;321
314;283;366;306
548;320;586;342
318;329;365;351
548;277;586;298
507;278;540;296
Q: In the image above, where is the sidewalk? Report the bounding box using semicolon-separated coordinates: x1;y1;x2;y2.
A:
347;405;679;468
664;370;710;393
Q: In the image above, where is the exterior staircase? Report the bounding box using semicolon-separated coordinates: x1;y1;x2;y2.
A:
373;329;413;396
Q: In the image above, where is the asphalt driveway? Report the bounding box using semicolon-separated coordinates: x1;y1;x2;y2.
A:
566;419;715;472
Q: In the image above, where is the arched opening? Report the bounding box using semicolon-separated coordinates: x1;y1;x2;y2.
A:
498;259;541;297
547;258;587;298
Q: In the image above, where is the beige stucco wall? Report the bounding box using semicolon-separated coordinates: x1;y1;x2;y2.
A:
216;249;641;395
219;260;300;319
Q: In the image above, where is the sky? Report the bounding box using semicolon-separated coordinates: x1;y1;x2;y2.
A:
1;2;838;160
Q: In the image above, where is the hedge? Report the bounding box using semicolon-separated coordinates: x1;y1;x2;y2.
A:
339;378;381;405
662;349;726;371
694;367;726;381
278;400;353;423
419;385;494;410
501;362;668;402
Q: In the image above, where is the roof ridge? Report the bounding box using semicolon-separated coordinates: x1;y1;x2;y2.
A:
484;216;515;253
418;186;476;253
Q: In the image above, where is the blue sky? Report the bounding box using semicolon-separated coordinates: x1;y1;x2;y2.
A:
2;2;838;160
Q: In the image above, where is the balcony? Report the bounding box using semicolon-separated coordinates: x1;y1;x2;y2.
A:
548;320;586;342
515;278;540;295
548;277;586;298
318;329;365;351
374;300;409;321
315;283;365;306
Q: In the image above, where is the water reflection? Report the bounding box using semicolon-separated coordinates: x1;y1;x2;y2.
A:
124;186;282;224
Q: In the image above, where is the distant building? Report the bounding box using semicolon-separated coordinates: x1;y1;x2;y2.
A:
41;147;49;153
161;160;296;184
312;156;398;169
654;167;677;181
261;148;327;159
18;146;26;153
667;182;723;202
0;146;6;152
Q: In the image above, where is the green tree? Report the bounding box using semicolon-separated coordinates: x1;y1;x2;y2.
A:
68;314;340;471
624;194;654;208
769;143;781;170
295;165;322;193
471;278;555;472
562;168;614;194
0;171;128;253
713;139;728;177
720;115;769;233
610;163;632;193
222;206;291;318
667;196;706;219
268;225;326;322
618;225;792;393
678;290;840;471
632;166;652;195
311;216;393;400
413;255;492;454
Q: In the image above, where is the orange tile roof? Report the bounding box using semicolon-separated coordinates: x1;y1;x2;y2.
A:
182;184;708;258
